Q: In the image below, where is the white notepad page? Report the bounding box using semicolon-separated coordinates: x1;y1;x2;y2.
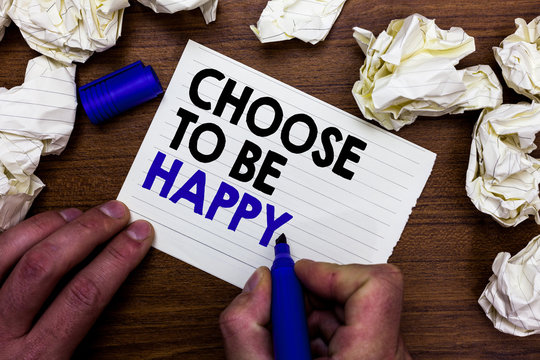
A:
117;40;436;288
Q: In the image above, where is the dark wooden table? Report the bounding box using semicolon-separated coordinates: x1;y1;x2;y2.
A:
1;1;539;358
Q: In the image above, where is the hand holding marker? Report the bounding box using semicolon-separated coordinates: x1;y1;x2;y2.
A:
271;234;311;360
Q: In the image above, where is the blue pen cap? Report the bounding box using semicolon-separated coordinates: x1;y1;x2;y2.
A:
79;61;163;124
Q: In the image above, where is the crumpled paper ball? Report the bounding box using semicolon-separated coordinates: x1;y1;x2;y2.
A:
0;55;77;231
5;0;129;64
352;13;502;131
0;1;9;42
137;0;218;24
479;234;540;336
466;102;540;227
494;16;540;102
250;0;346;44
0;0;218;62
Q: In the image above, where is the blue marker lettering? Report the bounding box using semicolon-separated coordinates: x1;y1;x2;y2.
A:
142;151;183;198
259;204;293;246
169;169;206;215
205;181;240;220
229;193;262;231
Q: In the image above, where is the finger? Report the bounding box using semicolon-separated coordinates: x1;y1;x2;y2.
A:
220;267;273;360
310;337;329;359
343;263;404;330
0;200;129;338
304;290;334;314
296;260;404;326
0;208;82;281
304;292;346;325
25;220;154;358
326;265;405;359
295;259;373;303
307;309;341;343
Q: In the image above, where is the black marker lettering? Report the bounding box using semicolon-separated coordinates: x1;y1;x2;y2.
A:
246;97;283;137
332;135;367;180
170;107;199;150
312;126;342;168
189;68;224;110
281;113;318;154
213;79;254;125
189;123;226;163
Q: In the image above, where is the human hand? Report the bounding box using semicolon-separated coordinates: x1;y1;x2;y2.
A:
220;260;411;360
0;200;154;359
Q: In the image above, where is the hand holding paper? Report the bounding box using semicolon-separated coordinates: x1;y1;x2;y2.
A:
0;201;153;358
494;16;540;102
479;234;540;336
466;102;540;227
250;0;346;44
0;56;77;231
352;14;502;131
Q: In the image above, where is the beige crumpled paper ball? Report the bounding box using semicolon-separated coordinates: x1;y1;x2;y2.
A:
352;13;502;131
466;102;540;227
479;234;540;336
494;16;540;102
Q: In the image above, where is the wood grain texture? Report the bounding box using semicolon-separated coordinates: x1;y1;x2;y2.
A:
2;0;540;358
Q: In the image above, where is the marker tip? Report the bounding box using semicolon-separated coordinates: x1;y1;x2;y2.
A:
276;233;287;245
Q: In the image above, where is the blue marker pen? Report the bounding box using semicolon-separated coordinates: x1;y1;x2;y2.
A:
271;234;311;360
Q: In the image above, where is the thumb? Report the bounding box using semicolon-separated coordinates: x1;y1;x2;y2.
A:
220;266;273;360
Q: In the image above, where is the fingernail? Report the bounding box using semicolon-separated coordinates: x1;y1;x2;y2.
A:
99;200;126;219
243;267;263;293
126;221;152;242
59;208;82;222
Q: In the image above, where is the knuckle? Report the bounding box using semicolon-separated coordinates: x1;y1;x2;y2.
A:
71;216;102;234
70;209;114;236
24;211;62;237
17;249;55;284
23;219;49;241
65;275;102;311
378;264;404;285
370;264;404;295
105;242;136;268
219;303;249;337
328;269;341;299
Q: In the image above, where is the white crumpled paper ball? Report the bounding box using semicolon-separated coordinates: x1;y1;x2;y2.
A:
479;234;540;336
0;1;9;42
0;56;77;231
5;0;129;63
0;0;218;62
494;16;540;102
250;0;347;44
466;102;540;227
137;0;218;24
352;13;502;131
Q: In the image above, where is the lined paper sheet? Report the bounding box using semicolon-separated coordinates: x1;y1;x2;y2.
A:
117;40;436;288
0;55;77;231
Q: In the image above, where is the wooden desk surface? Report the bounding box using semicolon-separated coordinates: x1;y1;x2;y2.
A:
1;1;539;358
